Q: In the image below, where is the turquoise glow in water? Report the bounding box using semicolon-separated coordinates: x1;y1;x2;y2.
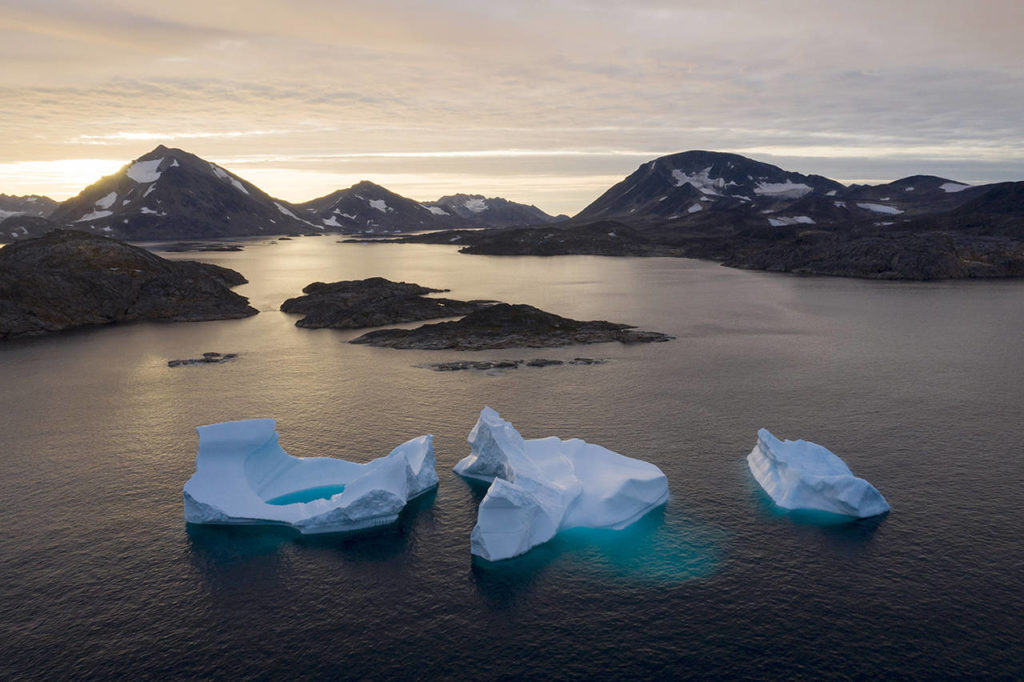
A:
469;502;723;586
265;484;347;505
2;241;1022;678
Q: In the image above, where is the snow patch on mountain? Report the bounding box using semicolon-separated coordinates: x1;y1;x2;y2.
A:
275;202;300;219
672;167;727;195
76;210;113;222
857;203;904;215
426;205;449;216
95;192;117;210
210;164;250;195
768;216;815;227
687;203;703;213
754;181;813;199
126;158;164;184
940;182;971;193
368;199;390;213
464;197;488;213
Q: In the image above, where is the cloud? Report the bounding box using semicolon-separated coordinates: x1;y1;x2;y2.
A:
1;1;1023;213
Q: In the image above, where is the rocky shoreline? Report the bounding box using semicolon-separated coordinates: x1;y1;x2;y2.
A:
280;277;491;329
419;357;606;371
350;303;672;350
0;230;257;340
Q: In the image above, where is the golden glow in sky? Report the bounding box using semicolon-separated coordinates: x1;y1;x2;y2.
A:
2;1;1022;214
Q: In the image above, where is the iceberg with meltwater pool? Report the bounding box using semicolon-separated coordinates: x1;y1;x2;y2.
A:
455;407;669;561
183;419;437;533
747;428;890;518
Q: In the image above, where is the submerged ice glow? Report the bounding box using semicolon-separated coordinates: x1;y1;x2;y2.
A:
456;407;670;561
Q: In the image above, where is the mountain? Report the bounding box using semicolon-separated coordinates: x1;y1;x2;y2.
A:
576;150;845;223
45;146;318;240
296;181;441;233
0;194;58;220
297;184;564;233
424;194;565;228
400;150;1024;280
0;216;59;243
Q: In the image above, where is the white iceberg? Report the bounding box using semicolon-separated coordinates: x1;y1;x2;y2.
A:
455;407;669;561
747;428;889;518
183;419;437;533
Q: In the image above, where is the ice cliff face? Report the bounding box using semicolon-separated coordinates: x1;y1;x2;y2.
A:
747;428;890;518
455;407;669;561
183;419;437;533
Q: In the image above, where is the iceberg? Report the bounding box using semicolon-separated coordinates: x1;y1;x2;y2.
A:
183;419;437;533
455;407;669;561
747;428;890;518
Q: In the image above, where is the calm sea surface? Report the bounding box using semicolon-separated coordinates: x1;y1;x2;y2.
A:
1;238;1022;679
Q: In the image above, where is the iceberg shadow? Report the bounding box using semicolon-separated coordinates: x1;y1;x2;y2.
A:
186;489;438;591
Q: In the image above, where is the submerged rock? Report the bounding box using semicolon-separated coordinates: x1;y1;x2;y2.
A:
455;407;669;561
747;428;890;518
351;303;672;350
0;230;256;340
183;419;438;533
280;276;490;329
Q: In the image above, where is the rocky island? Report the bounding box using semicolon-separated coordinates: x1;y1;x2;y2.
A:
280;277;491;328
350;303;672;350
0;230;257;339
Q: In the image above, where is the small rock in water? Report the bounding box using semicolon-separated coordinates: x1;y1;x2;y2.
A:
168;352;238;367
423;360;523;372
418;357;605;371
525;358;564;367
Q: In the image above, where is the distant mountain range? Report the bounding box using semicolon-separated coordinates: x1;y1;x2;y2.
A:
3;147;1023;279
395;150;1024;279
0;146;564;242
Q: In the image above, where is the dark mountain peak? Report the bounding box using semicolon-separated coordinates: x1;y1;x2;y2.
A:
298;181;441;233
0;193;59;222
576;150;845;222
427;193;561;227
45;146;315;239
953;181;1024;216
349;179;390;193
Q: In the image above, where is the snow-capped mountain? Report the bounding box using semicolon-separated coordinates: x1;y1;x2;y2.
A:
297;181;441;233
297;184;563;233
46;146;317;239
424;194;565;228
576;150;845;222
0;194;58;220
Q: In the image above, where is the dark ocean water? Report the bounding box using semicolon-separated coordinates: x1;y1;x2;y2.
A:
1;239;1022;680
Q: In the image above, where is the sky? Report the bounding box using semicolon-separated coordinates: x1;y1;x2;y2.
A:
1;0;1022;216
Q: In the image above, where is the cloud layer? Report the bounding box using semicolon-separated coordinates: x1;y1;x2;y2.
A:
2;0;1022;213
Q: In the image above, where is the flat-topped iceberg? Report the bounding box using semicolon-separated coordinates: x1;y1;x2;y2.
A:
455;407;669;561
184;419;437;533
747;428;890;518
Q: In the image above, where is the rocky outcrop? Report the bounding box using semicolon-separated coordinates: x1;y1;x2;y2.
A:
167;352;239;367
350;303;672;350
280;277;491;329
419;357;605;371
0;230;257;339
